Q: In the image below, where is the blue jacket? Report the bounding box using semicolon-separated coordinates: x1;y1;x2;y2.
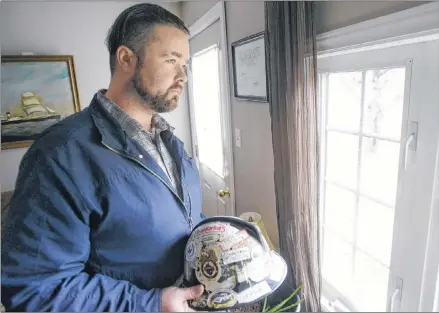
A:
1;94;204;312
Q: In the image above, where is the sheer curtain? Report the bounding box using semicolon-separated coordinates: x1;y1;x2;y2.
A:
265;2;321;311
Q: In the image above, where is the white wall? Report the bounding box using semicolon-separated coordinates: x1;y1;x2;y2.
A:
181;0;219;27
315;1;429;33
0;1;191;192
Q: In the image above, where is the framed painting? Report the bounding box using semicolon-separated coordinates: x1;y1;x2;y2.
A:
231;32;268;102
1;55;80;149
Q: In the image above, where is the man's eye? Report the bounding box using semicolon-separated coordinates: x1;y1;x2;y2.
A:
168;59;176;64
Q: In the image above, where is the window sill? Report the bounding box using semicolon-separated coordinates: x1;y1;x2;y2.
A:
322;295;352;312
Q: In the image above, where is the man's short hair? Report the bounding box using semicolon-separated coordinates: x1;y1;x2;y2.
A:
105;3;190;75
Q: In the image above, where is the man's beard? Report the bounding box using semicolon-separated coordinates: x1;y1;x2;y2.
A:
131;68;178;113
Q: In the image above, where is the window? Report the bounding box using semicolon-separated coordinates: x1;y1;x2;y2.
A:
318;34;439;311
319;68;406;312
191;45;224;178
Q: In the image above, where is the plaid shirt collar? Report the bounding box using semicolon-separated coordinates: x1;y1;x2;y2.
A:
96;89;174;139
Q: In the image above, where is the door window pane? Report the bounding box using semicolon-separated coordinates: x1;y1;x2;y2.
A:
360;138;401;206
327;72;363;132
326;131;359;189
191;46;224;178
363;68;405;140
357;197;394;266
353;250;390;312
324;183;356;242
323;231;353;296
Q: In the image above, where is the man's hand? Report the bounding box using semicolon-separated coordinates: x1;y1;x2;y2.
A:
161;285;205;312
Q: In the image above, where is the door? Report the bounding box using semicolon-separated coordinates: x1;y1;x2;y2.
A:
188;5;235;218
317;38;439;312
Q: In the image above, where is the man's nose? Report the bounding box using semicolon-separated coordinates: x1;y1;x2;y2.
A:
177;66;188;83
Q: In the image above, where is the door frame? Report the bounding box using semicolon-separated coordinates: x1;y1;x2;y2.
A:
316;2;439;311
187;1;236;216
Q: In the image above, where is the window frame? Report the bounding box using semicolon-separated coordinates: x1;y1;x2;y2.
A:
318;63;411;312
315;4;439;311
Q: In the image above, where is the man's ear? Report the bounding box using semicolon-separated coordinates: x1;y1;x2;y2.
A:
116;46;136;73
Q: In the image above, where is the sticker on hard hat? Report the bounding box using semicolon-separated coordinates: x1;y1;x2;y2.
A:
184;259;195;281
196;247;222;284
208;290;238;309
202;261;219;279
193;223;227;238
222;247;251;265
237;281;272;304
250;245;265;259
185;241;197;262
246;258;271;282
268;251;287;283
202;234;221;244
205;273;237;292
232;264;248;283
220;229;249;251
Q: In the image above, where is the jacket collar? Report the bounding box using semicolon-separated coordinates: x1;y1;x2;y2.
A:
89;92;186;177
90;93;128;152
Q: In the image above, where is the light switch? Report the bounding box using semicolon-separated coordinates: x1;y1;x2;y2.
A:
235;128;241;148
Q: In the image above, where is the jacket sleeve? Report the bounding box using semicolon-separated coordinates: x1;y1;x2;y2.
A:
1;148;161;312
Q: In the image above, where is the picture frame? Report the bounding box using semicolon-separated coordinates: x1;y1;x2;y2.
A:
231;32;268;102
1;55;80;150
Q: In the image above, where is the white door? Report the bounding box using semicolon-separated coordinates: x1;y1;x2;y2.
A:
187;3;235;218
318;38;439;312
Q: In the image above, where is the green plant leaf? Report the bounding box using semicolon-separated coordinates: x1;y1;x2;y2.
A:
268;283;303;312
263;296;268;312
277;299;304;312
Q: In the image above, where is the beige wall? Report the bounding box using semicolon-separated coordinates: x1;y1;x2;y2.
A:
180;0;428;250
224;1;279;250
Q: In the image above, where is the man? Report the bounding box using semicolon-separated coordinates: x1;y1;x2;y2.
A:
1;3;205;312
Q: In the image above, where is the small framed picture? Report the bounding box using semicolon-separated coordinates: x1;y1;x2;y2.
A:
231;32;268;102
1;55;81;149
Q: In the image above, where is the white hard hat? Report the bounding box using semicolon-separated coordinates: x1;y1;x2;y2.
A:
182;216;287;311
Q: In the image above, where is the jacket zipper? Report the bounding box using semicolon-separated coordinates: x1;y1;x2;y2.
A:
181;179;193;231
101;141;193;231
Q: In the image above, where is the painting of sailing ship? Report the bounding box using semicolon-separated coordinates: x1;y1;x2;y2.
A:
1;55;80;149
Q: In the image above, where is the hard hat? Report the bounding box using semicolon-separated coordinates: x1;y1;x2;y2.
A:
182;216;287;311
